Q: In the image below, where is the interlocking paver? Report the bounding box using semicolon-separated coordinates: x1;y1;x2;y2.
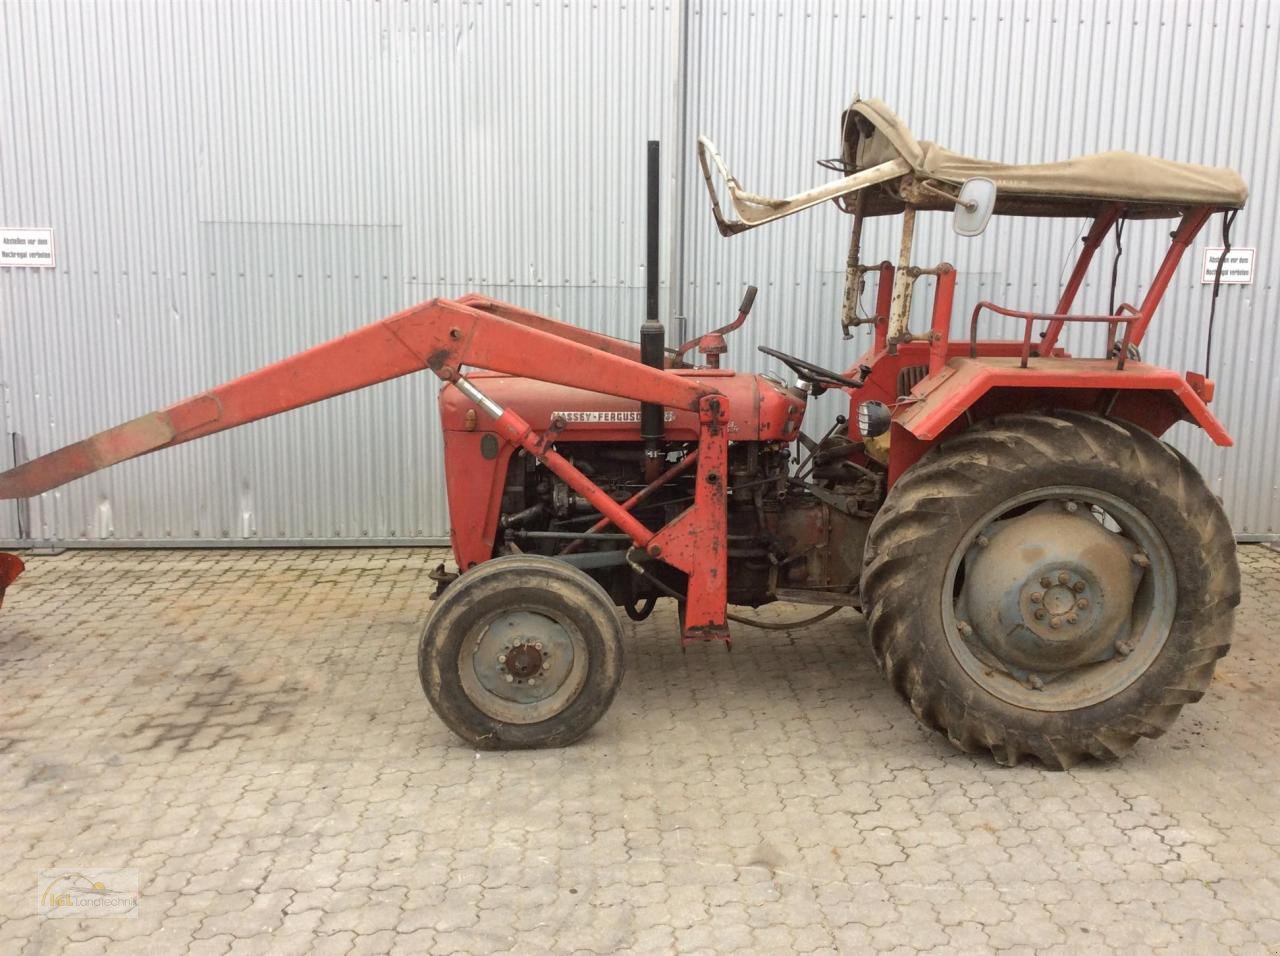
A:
1;545;1279;952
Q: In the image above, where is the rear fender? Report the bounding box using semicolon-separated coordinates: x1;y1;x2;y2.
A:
887;357;1230;482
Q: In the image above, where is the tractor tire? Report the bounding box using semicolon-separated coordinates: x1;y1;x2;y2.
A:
861;411;1238;769
419;554;625;749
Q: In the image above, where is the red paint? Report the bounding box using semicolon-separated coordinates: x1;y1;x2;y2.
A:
440;371;804;445
647;396;732;644
873;261;894;352
928;266;957;374
969;301;1139;369
0;297;716;501
1040;206;1121;354
0;552;23;608
882;355;1231;483
1130;208;1214;345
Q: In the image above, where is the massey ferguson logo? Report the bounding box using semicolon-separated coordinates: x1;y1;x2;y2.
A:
552;409;739;432
553;410;677;424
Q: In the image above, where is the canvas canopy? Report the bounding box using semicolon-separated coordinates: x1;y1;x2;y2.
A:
843;98;1248;218
696;96;1248;236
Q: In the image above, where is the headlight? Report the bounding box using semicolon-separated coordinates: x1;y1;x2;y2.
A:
857;400;891;438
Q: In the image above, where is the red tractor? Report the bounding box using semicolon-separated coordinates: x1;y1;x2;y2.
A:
0;100;1246;767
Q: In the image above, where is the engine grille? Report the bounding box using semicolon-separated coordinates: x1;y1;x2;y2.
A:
896;364;929;398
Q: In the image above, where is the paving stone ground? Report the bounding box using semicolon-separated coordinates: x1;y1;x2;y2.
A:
0;544;1277;955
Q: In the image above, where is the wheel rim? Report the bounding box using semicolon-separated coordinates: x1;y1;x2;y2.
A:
941;485;1175;712
457;608;590;724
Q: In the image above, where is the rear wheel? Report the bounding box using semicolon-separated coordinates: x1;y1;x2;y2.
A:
861;411;1239;768
419;555;625;749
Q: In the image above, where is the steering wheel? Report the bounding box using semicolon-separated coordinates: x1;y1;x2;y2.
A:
758;346;864;391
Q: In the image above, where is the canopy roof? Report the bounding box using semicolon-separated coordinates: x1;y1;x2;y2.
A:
843;98;1248;219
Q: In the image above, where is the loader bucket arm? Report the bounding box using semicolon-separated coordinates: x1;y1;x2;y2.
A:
0;297;714;501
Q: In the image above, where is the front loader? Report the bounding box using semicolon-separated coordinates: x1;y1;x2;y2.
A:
0;99;1247;767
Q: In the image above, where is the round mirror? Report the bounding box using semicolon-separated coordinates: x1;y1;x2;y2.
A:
953;178;997;237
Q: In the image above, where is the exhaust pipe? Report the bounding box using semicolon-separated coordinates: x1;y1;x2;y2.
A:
640;139;666;480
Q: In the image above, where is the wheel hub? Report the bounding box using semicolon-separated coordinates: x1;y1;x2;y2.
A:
956;503;1139;674
501;642;545;680
460;609;585;723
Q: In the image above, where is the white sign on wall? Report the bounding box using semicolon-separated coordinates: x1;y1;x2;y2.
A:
0;227;55;268
1201;247;1254;284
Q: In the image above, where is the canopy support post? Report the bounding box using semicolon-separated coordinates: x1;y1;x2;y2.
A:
1128;207;1214;347
839;194;866;337
886;205;917;353
1039;204;1123;354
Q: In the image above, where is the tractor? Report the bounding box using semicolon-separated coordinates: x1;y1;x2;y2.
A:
0;99;1246;767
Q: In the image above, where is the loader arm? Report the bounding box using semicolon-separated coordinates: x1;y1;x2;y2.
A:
0;296;713;501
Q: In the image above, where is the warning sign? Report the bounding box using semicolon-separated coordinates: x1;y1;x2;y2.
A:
0;227;55;268
1201;247;1254;284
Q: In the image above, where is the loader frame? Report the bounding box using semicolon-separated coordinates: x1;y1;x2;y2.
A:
0;295;737;642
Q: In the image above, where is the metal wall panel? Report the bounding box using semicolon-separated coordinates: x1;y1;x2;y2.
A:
0;0;677;544
1;0;1276;544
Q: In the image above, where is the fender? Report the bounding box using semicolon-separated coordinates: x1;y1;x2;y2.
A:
886;356;1230;480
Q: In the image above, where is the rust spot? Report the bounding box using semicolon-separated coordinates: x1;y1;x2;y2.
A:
426;348;453;372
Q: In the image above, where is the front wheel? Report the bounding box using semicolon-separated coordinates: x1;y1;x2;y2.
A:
419;555;625;749
861;412;1239;768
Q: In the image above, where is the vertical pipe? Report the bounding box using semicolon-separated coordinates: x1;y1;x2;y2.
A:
645;141;661;326
886;206;917;352
928;267;957;374
640;141;667;479
873;261;895;353
839;194;866;336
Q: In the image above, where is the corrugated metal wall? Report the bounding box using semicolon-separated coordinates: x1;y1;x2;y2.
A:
2;0;1277;545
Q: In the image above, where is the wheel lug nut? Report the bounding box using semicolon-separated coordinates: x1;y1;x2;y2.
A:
1115;640;1133;656
1066;612;1079;624
1131;552;1150;568
505;674;515;683
956;621;973;636
1076;597;1089;609
1028;674;1044;690
1050;616;1062;629
1030;592;1043;604
1072;581;1086;593
1064;501;1078;513
535;642;543;650
1040;575;1052;588
498;655;506;664
529;678;537;686
1058;570;1070;585
976;534;990;548
1034;609;1046;620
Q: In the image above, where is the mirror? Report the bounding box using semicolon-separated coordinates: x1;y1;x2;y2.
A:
953;178;997;236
